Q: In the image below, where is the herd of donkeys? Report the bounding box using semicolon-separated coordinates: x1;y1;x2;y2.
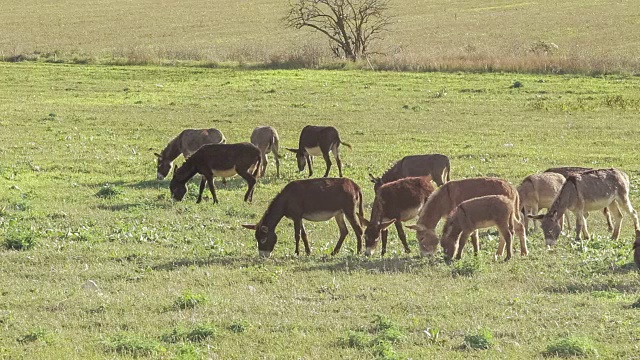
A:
154;125;640;267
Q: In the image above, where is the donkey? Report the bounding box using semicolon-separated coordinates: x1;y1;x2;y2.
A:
370;154;451;192
530;168;640;246
242;178;364;257
250;126;281;177
407;177;528;258
286;125;351;178
518;172;568;233
440;195;521;262
155;128;226;180
359;177;435;256
169;143;261;204
544;166;613;231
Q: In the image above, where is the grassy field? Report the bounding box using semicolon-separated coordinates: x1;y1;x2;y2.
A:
2;0;640;73
1;62;640;358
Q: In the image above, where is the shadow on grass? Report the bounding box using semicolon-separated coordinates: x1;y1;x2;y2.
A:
96;202;173;211
151;253;441;273
544;276;639;294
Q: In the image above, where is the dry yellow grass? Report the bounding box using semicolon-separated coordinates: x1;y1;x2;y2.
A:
1;0;639;73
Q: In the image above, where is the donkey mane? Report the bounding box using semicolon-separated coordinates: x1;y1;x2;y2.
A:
159;133;183;162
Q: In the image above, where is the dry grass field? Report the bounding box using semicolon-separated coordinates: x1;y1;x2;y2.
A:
2;0;639;73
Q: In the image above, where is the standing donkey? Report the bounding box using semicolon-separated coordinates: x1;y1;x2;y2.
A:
286;125;351;178
250;126;281;177
369;154;451;191
155;128;226;180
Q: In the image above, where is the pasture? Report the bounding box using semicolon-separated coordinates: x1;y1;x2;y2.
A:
1;62;640;358
1;0;640;73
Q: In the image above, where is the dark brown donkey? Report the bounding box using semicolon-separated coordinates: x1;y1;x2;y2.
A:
544;166;613;231
242;178;364;257
370;154;451;191
286;125;352;177
155;128;226;180
634;230;640;269
359;177;435;256
169;143;261;203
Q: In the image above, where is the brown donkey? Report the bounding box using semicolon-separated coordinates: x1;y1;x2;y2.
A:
169;143;260;203
242;178;364;257
407;177;528;258
155;128;226;180
370;154;451;192
440;195;521;262
544;166;613;231
531;168;640;246
286;125;352;178
250;126;281;177
518;172;567;233
360;177;435;256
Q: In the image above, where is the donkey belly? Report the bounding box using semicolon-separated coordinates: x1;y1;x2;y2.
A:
475;220;498;230
303;210;341;222
398;207;422;222
305;146;323;156
213;167;238;178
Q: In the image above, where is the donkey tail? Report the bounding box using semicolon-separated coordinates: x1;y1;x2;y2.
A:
340;141;353;149
445;161;451;182
271;135;283;159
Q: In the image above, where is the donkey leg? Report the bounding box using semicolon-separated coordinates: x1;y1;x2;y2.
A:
514;217;528;256
204;175;218;204
345;211;363;254
498;224;514;261
306;154;313;177
574;210;586;241
274;152;280;178
237;169;257;202
332;144;343;178
609;202;624;240
619;193;640;231
196;176;207;204
293;219;302;256
260;152;268;177
322;150;332;178
457;231;472;259
395;221;411;253
381;229;388;257
331;213;349;255
603;207;614;232
300;222;311;255
531;204;539;232
472;233;480;256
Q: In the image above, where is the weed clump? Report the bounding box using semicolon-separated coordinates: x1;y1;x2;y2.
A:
4;226;38;250
543;336;598;357
451;257;484;277
162;324;217;343
96;184;124;198
104;332;165;356
17;328;53;344
463;328;494;350
173;291;207;310
339;314;406;358
228;320;250;333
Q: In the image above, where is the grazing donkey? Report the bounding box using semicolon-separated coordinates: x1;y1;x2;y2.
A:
359;177;435;256
545;166;613;231
370;154;451;191
518;172;568;233
286;125;351;177
440;195;521;262
155;128;226;180
250;126;281;177
530;168;640;246
169;143;261;203
242;178;364;257
407;177;528;258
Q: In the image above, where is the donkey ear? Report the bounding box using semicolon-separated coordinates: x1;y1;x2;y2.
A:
241;224;257;230
285;148;299;154
528;214;545;220
380;219;396;230
358;214;370;226
154;152;162;158
406;223;426;231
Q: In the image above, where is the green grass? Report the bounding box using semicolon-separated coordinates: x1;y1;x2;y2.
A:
1;62;640;358
1;0;639;73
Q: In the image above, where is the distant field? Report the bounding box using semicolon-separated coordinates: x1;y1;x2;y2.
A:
1;63;639;358
2;0;640;73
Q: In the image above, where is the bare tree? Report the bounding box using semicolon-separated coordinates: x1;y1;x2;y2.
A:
285;0;392;61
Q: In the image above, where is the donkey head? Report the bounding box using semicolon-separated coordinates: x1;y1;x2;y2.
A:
358;214;395;256
286;148;307;172
242;223;277;257
530;211;562;246
155;152;172;180
369;173;384;192
406;223;438;256
168;165;187;201
440;219;460;262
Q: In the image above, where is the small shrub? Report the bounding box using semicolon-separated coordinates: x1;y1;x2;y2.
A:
543;336;598;357
173;291;207;310
228;320;249;333
96;184;124;198
372;314;397;332
630;298;640;309
105;332;165;356
464;328;494;350
17;328;53;344
374;340;400;360
162;324;217;343
340;331;371;349
377;327;406;344
510;80;523;88
451;257;484;277
4;226;38;250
